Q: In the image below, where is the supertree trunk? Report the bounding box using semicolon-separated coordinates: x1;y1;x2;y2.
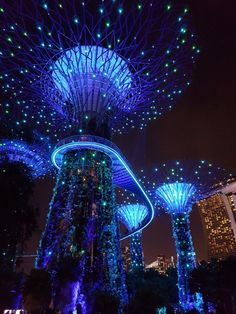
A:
130;231;144;272
171;212;196;311
36;148;126;312
114;215;129;305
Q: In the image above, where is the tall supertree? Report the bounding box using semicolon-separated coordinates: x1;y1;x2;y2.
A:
0;1;199;311
147;161;232;312
118;203;148;272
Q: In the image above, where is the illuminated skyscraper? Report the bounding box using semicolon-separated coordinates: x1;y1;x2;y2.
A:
198;180;236;261
121;246;131;272
146;255;175;274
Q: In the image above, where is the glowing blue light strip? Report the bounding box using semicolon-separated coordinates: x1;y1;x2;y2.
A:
51;141;154;240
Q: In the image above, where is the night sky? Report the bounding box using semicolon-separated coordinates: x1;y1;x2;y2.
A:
25;0;236;269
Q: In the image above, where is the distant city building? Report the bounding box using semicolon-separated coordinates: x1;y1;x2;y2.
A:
122;246;131;272
4;311;26;314
198;180;236;261
145;255;175;274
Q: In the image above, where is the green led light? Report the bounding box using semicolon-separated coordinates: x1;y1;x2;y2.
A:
74;17;79;24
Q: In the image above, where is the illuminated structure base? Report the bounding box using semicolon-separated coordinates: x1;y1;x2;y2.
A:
36;144;127;312
51;135;154;240
130;231;144;272
172;213;203;312
35;135;155;312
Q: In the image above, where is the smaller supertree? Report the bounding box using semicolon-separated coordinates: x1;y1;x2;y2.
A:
118;203;148;272
0;138;53;269
0;139;53;179
148;161;232;312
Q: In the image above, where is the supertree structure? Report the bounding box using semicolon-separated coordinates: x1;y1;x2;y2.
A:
0;0;199;311
0;139;53;180
147;161;232;312
118;203;148;272
0;1;199;134
0;138;52;273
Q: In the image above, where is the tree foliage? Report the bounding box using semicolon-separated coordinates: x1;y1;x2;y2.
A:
126;268;178;314
190;257;236;314
93;291;120;314
0;265;24;312
23;269;52;313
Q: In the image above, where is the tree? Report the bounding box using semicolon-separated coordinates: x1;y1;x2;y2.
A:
126;268;178;314
189;257;236;314
53;256;83;314
23;269;52;313
93;291;120;314
0;264;25;313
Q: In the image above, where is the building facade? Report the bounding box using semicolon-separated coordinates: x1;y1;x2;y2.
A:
145;255;175;274
198;181;236;261
122;246;131;272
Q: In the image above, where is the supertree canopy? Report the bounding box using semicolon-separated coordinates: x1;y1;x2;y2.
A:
147;160;232;312
0;0;199;135
0;135;53;273
0;139;53;179
0;1;199;312
50;45;134;123
118;203;148;272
